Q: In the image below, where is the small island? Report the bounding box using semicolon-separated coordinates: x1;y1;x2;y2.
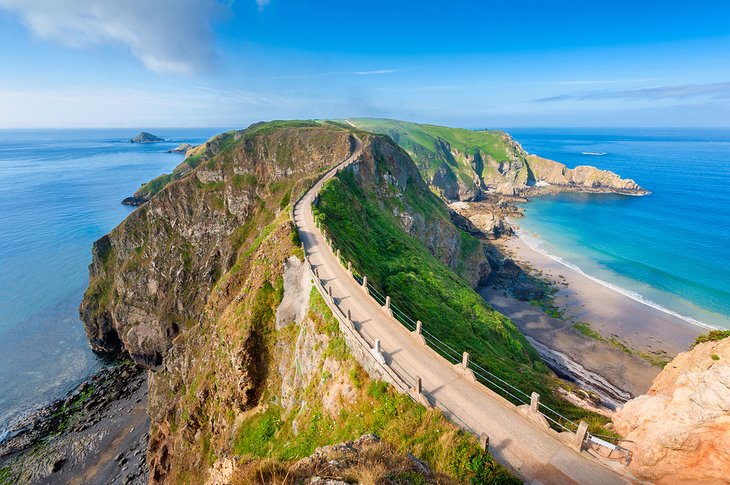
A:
130;132;164;144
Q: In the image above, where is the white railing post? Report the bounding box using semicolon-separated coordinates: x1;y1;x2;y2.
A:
383;295;393;317
480;433;490;451
412;320;426;345
576;421;589;451
530;392;540;414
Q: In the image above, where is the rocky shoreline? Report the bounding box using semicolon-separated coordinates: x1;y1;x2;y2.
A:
0;361;149;485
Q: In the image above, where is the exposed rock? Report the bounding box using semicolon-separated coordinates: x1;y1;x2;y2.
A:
0;362;149;485
131;132;164;144
288;434;437;484
613;337;730;484
525;154;646;195
168;143;195;154
121;195;149;207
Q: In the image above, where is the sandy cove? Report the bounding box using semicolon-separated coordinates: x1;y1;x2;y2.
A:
480;235;704;408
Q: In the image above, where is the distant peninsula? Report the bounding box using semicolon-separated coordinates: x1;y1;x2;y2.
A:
130;132;164;144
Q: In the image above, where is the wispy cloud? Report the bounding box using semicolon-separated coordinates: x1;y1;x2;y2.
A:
352;69;401;75
0;0;229;74
535;81;730;102
269;68;407;80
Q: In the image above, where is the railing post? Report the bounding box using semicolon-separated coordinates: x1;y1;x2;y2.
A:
383;295;393;317
576;421;589;452
530;392;540;414
480;433;490;452
412;320;426;345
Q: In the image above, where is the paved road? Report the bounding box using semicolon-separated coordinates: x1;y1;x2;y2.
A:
293;135;630;485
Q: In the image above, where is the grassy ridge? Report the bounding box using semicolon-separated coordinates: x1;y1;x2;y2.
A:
346;118;521;188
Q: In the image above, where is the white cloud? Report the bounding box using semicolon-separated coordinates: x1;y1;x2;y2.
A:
535;81;730;102
0;0;228;74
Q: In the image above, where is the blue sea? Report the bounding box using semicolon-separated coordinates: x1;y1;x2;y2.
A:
0;128;224;439
507;128;730;330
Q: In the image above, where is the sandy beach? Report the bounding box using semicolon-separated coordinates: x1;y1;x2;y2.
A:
480;235;705;405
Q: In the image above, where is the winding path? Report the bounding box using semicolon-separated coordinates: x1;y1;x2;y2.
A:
293;135;631;485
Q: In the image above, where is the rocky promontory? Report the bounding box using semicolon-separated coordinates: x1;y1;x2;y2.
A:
130;132;164;144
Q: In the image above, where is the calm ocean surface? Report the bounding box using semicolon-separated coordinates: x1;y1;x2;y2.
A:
0;128;225;439
507;128;730;330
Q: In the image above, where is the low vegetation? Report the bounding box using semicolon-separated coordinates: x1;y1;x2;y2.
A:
693;329;730;348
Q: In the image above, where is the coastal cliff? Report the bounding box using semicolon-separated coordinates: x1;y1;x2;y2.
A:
78;121;513;483
81;122;354;367
346;118;647;200
613;332;730;483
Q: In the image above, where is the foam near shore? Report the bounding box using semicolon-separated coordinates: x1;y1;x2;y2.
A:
516;230;716;331
503;234;704;359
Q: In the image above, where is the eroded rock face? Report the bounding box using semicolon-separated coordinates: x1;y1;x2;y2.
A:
80;126;353;368
612;338;730;484
525;155;644;194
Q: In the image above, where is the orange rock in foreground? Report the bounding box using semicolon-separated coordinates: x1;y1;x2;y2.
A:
613;337;730;484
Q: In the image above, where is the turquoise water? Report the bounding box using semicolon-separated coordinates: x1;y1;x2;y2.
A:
0;128;224;438
507;128;730;330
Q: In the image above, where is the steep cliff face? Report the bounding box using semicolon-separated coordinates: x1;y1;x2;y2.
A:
347;118;647;200
80;123;353;367
613;336;730;484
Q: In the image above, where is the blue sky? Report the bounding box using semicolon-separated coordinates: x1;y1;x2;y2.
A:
1;0;729;128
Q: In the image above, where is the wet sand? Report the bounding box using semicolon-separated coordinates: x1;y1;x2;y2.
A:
480;236;705;403
505;236;703;356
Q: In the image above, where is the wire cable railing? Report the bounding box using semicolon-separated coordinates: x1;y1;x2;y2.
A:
316;221;594;437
